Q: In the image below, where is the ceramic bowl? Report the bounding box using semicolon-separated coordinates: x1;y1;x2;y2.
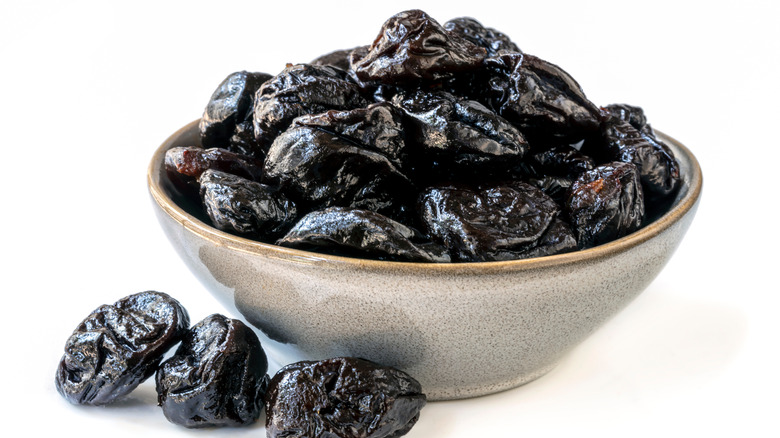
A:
148;119;702;400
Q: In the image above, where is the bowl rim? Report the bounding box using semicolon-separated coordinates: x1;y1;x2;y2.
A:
148;119;702;275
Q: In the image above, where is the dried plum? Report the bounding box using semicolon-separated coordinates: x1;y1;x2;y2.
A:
263;125;413;219
350;9;486;85
584;109;680;197
156;314;269;428
566;161;645;248
164;146;264;197
489;218;577;260
479;53;601;143
265;357;426;438
291;102;407;169
394;90;528;180
420;181;561;262
529;144;595;179
55;291;189;405
311;46;367;71
253;63;368;149
199;169;297;238
200;71;272;157
277;207;450;262
444;17;520;56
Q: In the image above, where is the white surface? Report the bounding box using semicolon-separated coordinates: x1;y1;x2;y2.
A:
1;1;777;436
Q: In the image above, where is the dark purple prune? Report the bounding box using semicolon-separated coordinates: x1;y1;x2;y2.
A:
263;126;413;219
199;169;297;239
350;9;486;85
156;314;269;428
528;175;574;206
253;64;368;149
290;102;407;169
311;46;367;71
584;111;680;197
566;161;645;248
277;207;450;262
420;181;561;262
393;90;528;181
489;218;577;260
164;146;264;195
478;53;601;143
602;103;651;134
443;17;520;56
529;144;595;179
200;71;272;157
55;291;189;405
265;357;426;438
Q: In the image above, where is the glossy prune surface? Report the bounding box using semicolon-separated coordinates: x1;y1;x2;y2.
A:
277;207;450;262
156;314;269;428
55;291;189;405
566;161;645;248
420;181;562;262
265;357;426;438
199;169;297;238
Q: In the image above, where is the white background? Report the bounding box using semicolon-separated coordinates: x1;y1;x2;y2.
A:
2;1;778;436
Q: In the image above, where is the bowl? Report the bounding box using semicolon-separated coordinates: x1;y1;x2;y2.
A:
148;119;702;400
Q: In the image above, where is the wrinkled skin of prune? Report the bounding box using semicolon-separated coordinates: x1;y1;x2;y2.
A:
156;314;269;428
265;357;426;438
583;106;680;197
528;144;595;179
443;17;520;56
199;169;297;239
263;126;413;220
478;53;601;143
420;181;561;262
55;291;189;405
394;90;528;182
277;207;450;262
350;9;486;85
528;175;574;206
291;102;407;169
566;161;645;248
311;46;367;71
164;146;265;197
602;103;652;134
200;71;272;158
489;218;577;260
253;64;368;149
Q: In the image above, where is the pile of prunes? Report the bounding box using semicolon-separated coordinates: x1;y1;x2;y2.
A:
166;9;681;263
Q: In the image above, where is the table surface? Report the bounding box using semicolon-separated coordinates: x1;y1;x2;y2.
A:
2;1;777;436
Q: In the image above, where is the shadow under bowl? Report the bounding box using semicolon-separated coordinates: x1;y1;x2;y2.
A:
148;119;702;400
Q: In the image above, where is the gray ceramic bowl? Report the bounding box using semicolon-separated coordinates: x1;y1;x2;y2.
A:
148;120;702;400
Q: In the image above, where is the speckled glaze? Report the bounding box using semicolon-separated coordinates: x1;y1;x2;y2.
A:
148;120;702;400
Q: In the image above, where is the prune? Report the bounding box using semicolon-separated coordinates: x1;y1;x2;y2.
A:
156;314;269;428
164;146;264;196
265;357;426;438
420;181;561;262
350;9;486;85
393;90;528;180
290;102;407;169
263;125;413;219
602;103;651;134
528;175;575;205
478;53;601;143
200;71;272;157
443;17;520;56
489;218;577;260
277;207;450;262
584;109;680;197
199;169;297;238
55;291;189;405
528;144;595;179
566;161;645;248
253;63;368;149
